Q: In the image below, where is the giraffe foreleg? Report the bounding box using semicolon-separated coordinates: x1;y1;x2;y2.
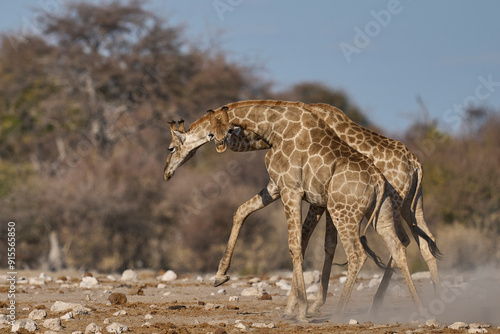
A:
214;182;279;287
281;189;309;322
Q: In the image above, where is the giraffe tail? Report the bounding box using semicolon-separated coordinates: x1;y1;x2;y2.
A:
409;166;443;260
360;235;390;271
412;224;443;260
360;174;390;271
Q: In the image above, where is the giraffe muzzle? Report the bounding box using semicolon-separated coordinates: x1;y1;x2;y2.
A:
215;140;228;153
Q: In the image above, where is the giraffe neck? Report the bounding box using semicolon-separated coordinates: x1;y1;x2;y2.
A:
307;103;380;157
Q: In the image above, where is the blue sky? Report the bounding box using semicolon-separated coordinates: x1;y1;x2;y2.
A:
1;0;499;134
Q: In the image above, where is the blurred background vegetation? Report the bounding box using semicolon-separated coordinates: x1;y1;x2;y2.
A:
1;1;499;274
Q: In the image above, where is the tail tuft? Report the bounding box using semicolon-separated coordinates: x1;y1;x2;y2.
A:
360;236;391;271
412;224;443;260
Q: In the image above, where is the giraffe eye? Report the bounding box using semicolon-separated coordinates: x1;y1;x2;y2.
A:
169;147;176;153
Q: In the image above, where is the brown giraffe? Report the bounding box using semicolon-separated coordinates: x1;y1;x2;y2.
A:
164;101;423;320
305;102;442;310
206;100;441;314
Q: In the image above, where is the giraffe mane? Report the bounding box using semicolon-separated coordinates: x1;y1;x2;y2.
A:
188;100;310;130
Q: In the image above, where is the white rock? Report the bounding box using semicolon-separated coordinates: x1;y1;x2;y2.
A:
160;270;177;282
11;319;37;332
469;328;488;333
269;275;280;282
85;322;102;333
368;277;382;288
241;287;260;296
144;314;153;320
106;322;129;333
356;283;365;291
163;291;171;296
217;288;226;294
306;284;319;293
60;312;74;320
229;296;240;302
106;275;117;281
121;269;137;281
470;323;491;329
248;277;261;284
303;270;320;285
339;276;347;284
275;279;291;291
426;318;441;327
43;318;62;331
411;271;431;280
157;283;167;289
252;322;276;328
235;320;248;331
196;275;204;282
449;322;469;330
80;276;99;288
51;301;90;315
28;276;46;285
112;310;127;316
28;309;47;320
349;319;359;325
204;303;215;310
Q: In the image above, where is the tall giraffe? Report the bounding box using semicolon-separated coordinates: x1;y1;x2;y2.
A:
206;100;441;314
305;102;441;310
164;102;423;320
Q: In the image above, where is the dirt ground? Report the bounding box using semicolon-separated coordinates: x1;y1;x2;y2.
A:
1;269;499;333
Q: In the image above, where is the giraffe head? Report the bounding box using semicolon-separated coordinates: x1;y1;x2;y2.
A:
207;107;240;153
163;108;241;181
163;119;203;181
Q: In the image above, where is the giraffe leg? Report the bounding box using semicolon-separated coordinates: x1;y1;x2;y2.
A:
214;182;279;287
310;211;337;315
281;189;308;322
402;186;442;298
376;201;423;310
287;205;325;316
332;218;367;321
369;212;410;314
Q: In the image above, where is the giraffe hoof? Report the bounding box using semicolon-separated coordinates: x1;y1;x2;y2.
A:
213;275;230;287
307;309;321;317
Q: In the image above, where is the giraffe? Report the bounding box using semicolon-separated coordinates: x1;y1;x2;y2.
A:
164;101;423;320
206;100;441;314
304;102;442;311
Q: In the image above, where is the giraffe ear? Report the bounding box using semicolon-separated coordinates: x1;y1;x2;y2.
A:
228;126;241;136
173;130;186;144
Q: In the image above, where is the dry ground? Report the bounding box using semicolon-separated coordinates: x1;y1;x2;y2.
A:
1;269;499;333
